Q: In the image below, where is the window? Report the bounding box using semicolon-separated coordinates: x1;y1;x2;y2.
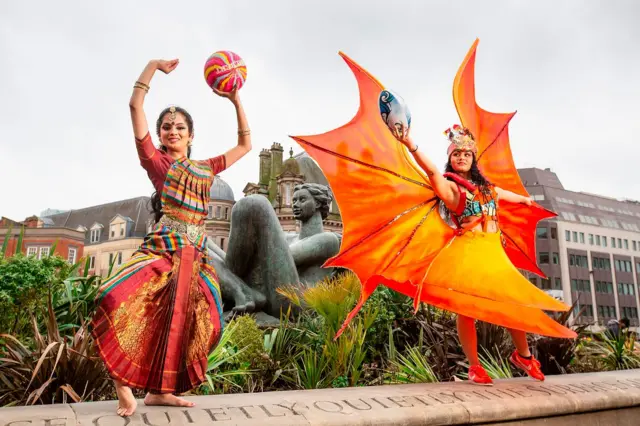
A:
216;206;222;219
595;235;601;246
225;207;229;220
634;241;638;251
596;280;611;293
624;240;629;250
89;256;95;269
117;252;122;265
565;230;571;241
529;276;538;286
541;278;551;289
572;231;578;242
67;248;77;264
612;238;616;248
110;225;116;238
615;260;621;271
220;238;226;250
625;260;632;272
588;234;594;245
109;253;114;266
208;205;213;218
285;183;292;206
586;305;594;317
536;227;548;239
579;233;585;243
38;247;50;259
618;238;622;248
539;252;550;264
571;279;590;292
603;236;607;247
551;228;557;240
90;229;101;243
27;246;38;257
120;223;125;237
554;278;562;289
552;252;559;264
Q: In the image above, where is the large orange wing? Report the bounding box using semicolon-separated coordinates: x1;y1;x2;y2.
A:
291;53;455;336
453;39;556;277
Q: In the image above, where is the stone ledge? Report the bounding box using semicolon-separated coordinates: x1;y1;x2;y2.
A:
2;370;640;425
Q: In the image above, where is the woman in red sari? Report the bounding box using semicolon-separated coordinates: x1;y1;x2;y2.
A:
91;58;251;416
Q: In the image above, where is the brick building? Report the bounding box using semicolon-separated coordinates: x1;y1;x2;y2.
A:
0;216;85;262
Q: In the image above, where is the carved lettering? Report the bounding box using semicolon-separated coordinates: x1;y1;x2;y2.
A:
93;415;130;426
259;405;287;417
524;385;552;396
313;401;346;414
142;412;170;426
504;387;537;398
343;399;372;410
232;406;255;419
182;410;194;423
590;382;620;391
371;397;394;408
411;395;437;406
274;402;309;416
44;420;68;426
387;396;415;407
204;407;231;421
434;391;464;403
553;384;585;394
452;391;489;402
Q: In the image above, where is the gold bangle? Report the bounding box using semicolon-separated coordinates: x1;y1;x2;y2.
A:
135;81;150;90
133;84;149;93
238;129;251;136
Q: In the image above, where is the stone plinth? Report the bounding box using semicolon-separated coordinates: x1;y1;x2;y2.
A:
2;371;640;425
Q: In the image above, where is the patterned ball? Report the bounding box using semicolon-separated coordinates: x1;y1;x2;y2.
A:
204;51;247;92
379;89;412;141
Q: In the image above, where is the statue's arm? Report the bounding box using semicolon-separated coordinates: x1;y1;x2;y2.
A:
289;233;340;267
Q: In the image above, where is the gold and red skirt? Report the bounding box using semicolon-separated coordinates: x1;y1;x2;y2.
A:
90;244;223;394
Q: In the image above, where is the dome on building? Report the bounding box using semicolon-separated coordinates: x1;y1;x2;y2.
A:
210;176;235;201
282;157;301;176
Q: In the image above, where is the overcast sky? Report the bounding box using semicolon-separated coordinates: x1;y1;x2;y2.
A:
1;0;638;220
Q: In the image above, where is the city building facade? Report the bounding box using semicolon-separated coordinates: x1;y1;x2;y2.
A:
521;168;640;330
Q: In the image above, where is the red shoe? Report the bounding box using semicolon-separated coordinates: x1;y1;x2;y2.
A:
510;350;545;381
468;365;493;386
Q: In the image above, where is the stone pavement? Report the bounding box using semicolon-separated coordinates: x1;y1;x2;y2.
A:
2;370;640;425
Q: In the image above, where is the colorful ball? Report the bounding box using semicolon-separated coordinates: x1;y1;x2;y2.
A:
204;51;247;92
379;89;411;141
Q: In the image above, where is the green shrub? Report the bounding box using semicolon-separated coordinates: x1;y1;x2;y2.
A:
226;315;266;368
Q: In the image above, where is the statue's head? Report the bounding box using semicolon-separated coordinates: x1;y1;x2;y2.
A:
292;183;333;221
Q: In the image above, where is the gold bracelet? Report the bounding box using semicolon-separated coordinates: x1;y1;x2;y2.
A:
238;129;251;136
133;83;149;93
135;81;150;90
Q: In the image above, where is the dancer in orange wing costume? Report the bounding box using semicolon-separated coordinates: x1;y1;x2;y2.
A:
290;39;576;386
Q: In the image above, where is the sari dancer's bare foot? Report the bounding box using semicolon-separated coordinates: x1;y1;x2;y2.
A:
115;381;137;417
144;393;196;408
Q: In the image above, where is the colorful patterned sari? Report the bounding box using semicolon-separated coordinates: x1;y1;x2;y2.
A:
91;132;226;394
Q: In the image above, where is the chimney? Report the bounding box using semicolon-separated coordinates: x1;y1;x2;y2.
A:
268;143;284;201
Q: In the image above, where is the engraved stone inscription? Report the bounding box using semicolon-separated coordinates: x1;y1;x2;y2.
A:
4;376;640;425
